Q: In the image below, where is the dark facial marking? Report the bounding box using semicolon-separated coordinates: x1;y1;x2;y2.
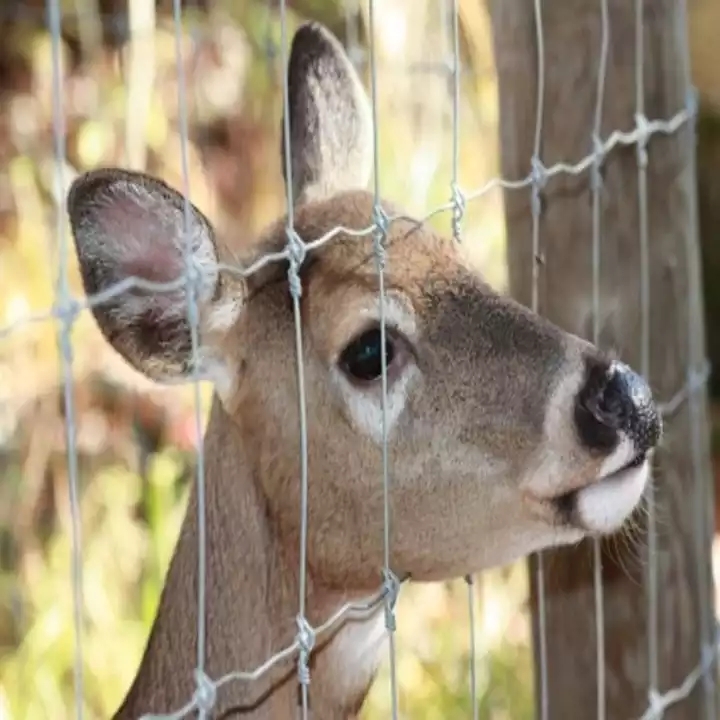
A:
421;272;566;434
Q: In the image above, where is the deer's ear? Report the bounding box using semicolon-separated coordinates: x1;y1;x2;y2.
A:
67;169;229;382
281;21;373;204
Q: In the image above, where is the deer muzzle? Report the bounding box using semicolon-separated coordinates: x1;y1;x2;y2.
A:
551;356;662;534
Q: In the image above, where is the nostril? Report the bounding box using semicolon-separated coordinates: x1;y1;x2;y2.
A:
575;357;662;456
593;371;631;429
575;361;626;453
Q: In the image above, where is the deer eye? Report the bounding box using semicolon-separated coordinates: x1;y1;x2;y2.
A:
339;327;396;383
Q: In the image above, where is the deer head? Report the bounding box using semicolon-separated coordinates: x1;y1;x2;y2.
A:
66;20;660;718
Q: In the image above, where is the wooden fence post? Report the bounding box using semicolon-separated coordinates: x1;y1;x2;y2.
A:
488;1;716;717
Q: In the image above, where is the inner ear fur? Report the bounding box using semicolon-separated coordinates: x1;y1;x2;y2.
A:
67;168;230;382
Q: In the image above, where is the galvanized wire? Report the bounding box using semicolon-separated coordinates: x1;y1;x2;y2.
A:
445;0;478;713
169;3;212;716
367;1;401;717
47;1;85;718
276;1;314;715
590;1;610;717
633;1;659;706
529;1;549;718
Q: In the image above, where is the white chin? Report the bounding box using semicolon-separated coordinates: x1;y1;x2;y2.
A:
575;460;650;535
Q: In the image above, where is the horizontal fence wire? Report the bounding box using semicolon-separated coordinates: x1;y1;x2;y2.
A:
0;0;711;717
0;105;698;346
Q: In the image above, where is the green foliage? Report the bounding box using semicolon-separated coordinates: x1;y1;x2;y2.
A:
363;570;534;720
0;453;189;719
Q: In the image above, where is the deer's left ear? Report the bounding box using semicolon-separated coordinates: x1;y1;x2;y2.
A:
67;168;240;383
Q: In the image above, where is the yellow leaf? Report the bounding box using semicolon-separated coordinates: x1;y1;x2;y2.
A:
77;121;114;169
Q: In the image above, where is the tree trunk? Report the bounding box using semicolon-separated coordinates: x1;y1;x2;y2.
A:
697;106;720;537
488;1;716;718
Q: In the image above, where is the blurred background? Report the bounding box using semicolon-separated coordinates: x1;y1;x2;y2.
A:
0;0;718;718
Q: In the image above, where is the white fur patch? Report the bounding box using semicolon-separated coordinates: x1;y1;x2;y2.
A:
326;610;387;700
360;292;417;341
523;359;587;498
598;433;635;478
201;354;235;400
207;298;242;333
575;460;649;534
332;365;419;444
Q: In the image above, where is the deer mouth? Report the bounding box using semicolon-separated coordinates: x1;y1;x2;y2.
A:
552;451;650;534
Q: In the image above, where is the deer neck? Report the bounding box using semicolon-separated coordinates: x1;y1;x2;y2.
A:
114;397;386;719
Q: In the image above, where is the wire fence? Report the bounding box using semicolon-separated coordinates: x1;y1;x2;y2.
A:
0;0;717;718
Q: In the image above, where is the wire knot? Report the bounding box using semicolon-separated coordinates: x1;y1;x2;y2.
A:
295;615;316;686
646;689;663;717
286;227;306;267
372;204;389;238
590;133;605;191
530;156;547;216
450;181;466;241
193;669;217;715
54;298;81;326
530;156;547;190
295;614;316;655
372;204;389;272
286;228;306;299
183;261;203;328
184;258;203;290
382;568;401;632
297;662;311;687
634;113;650;168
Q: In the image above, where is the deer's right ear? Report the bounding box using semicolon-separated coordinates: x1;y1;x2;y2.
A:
67;169;235;383
282;21;373;204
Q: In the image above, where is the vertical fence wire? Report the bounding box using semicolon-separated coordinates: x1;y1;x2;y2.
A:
450;0;462;220
169;1;215;715
47;1;85;717
277;2;315;716
367;2;400;718
676;0;718;717
446;0;478;714
633;1;659;709
529;1;549;718
590;1;610;718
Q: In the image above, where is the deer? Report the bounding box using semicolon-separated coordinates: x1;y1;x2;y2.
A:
66;20;661;720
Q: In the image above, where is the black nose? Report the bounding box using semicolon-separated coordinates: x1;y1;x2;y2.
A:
574;358;662;457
